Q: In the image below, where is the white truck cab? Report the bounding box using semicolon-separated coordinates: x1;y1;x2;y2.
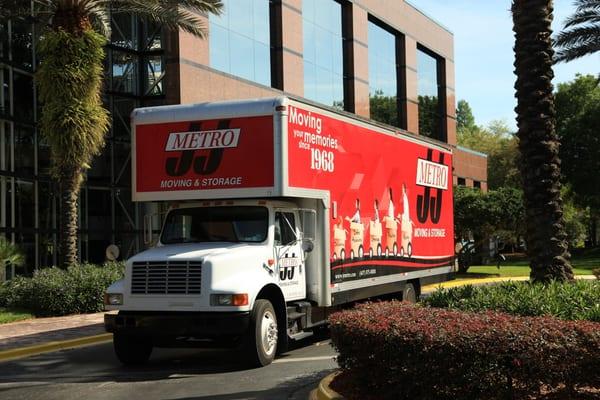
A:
105;199;317;366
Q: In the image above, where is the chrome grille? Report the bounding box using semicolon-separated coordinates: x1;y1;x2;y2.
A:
131;261;202;295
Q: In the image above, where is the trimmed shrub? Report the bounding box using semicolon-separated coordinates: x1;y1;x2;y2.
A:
0;262;124;316
330;302;600;400
423;280;600;322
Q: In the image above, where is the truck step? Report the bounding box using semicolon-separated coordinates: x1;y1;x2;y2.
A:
287;311;306;320
288;331;313;341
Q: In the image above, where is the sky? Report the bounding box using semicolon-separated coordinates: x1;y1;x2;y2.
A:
409;0;599;131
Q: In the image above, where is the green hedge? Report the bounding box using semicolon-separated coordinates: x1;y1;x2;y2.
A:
330;302;600;399
0;262;124;316
423;280;600;322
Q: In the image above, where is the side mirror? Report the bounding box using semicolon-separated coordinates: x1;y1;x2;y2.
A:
302;238;314;253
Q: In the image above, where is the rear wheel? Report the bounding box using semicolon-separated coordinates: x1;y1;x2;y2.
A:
402;283;417;303
113;333;153;365
246;299;278;367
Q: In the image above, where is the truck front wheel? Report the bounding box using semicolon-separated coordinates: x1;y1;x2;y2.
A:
246;299;278;367
113;333;153;365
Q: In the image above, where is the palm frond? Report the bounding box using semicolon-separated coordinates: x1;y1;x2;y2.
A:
555;38;600;62
563;9;600;28
555;25;600;47
0;237;24;267
107;0;222;38
574;0;600;13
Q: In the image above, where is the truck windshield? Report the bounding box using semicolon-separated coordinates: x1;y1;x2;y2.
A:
161;206;269;244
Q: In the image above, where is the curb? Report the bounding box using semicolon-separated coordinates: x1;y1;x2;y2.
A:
421;276;529;294
310;372;344;400
0;333;113;363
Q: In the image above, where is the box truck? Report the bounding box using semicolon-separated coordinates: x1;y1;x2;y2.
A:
104;97;455;366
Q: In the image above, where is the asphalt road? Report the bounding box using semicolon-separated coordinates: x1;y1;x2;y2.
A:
0;335;337;400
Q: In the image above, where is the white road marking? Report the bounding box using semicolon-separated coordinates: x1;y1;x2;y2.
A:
273;355;335;364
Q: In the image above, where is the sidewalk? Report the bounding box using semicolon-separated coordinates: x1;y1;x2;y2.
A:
0;275;595;363
0;311;114;362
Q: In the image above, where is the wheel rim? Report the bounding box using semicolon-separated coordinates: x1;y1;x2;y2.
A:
261;310;278;356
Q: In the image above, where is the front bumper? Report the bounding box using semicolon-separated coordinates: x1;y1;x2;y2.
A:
104;311;250;337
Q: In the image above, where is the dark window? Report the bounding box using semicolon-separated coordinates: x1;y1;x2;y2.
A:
209;0;272;87
303;0;344;109
368;20;399;127
457;177;466;186
12;72;34;122
417;47;445;141
162;206;269;244
275;212;296;246
473;180;481;189
14;124;35;176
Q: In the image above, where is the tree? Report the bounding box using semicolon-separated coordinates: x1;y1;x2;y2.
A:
555;74;600;245
369;90;399;128
456;99;476;132
0;237;24;282
458;120;521;190
0;0;223;267
554;0;600;63
418;95;440;140
512;0;573;282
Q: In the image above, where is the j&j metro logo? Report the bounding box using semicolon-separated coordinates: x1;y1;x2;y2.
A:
165;129;241;151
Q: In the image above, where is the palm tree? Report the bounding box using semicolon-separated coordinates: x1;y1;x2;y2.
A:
511;0;574;283
0;237;24;282
0;0;222;267
554;0;600;63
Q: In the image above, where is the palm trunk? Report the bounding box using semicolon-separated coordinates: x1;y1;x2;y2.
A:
512;0;574;282
59;167;82;267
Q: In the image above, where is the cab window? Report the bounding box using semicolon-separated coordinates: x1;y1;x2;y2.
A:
275;212;296;246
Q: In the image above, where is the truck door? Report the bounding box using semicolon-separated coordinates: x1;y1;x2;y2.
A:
274;211;306;300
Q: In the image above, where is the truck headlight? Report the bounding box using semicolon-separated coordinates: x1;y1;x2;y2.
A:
104;293;123;306
211;293;248;306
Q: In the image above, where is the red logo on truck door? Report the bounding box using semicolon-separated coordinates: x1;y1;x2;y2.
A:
135;116;274;194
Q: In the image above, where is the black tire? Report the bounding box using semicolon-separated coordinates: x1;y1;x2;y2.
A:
246;299;278;367
113;333;153;365
407;243;412;258
402;283;417;303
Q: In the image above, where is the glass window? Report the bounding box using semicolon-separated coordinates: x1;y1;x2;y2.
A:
111;13;137;49
11;18;34;71
14;124;35;176
111;51;138;94
303;0;344;109
0;67;10;118
88;142;111;184
417;48;441;140
368;22;398;127
275;212;296;246
38;180;55;231
209;0;271;87
0;19;8;61
12;72;34;122
161;206;269;244
15;180;34;229
1;121;9;171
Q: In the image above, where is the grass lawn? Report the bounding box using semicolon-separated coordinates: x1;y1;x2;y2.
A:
459;249;600;278
0;308;33;324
